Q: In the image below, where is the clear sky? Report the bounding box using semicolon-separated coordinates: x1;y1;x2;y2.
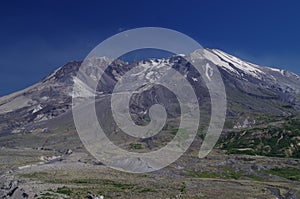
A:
0;0;299;96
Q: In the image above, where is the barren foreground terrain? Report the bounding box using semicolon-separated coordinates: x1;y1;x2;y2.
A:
1;147;299;199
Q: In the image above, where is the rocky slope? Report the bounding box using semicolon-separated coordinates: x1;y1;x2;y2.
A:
0;48;300;198
0;48;299;157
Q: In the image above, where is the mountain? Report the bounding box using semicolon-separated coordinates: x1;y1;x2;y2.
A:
0;48;300;199
0;48;299;157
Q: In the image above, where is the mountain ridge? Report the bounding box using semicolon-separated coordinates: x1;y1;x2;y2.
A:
0;48;299;136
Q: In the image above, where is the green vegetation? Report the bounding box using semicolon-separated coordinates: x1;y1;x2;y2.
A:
244;174;264;181
130;143;142;150
38;187;72;199
267;168;300;181
39;192;54;199
56;186;72;195
179;182;186;193
20;171;156;198
137;188;155;193
220;116;300;158
188;171;218;178
169;130;178;135
272;101;293;109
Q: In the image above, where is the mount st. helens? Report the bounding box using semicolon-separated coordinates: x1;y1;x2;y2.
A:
0;48;299;158
0;48;299;198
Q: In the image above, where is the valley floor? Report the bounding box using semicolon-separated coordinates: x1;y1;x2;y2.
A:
0;148;299;199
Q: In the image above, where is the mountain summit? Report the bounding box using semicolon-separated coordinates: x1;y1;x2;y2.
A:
0;49;299;135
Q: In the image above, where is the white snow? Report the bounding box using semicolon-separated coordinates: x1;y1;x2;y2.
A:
202;49;239;74
269;67;281;72
131;59;172;83
205;63;213;81
145;71;155;83
211;49;265;78
72;76;95;98
197;49;271;79
41;96;49;101
32;104;43;113
268;67;285;75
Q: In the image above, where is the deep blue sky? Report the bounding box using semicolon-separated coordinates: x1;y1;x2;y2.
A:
0;0;299;96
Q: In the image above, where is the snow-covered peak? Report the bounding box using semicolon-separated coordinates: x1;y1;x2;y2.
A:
199;49;266;79
197;49;239;74
129;58;172;83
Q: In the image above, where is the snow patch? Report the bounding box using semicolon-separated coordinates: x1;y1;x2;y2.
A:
205;63;213;81
72;76;95;98
211;49;265;78
202;49;239;74
191;77;198;82
32;104;43;113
